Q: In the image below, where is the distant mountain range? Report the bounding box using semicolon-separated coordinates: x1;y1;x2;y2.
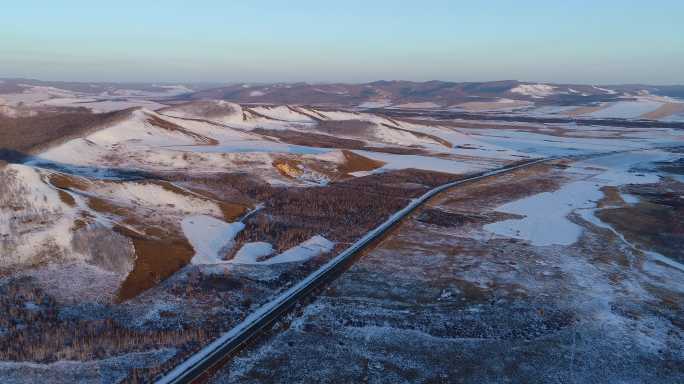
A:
2;78;684;109
187;80;684;107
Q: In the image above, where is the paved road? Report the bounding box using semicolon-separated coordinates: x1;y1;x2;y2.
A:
154;157;558;384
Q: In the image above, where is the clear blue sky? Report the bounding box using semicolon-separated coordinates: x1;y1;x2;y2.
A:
1;1;682;84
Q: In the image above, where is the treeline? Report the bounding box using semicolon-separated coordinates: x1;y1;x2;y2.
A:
235;168;459;253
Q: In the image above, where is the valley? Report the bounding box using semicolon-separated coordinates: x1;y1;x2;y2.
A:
1;80;683;383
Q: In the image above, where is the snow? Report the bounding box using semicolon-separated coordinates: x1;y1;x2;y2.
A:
0;84;176;112
466;128;645;157
249;106;314;122
0;165;79;267
91;182;222;216
358;100;392;108
170;142;328;155
67;99;167;113
0;85;78;106
158;158;551;384
400;122;532;160
592;85;618;95
232;242;275;263
0;348;176;384
161;115;257;142
522;105;578;117
484;150;677;246
249;90;266;97
263;236;334;264
231;236;334;265
36;139;110;169
313;87;349;95
452;98;533;112
33;108;205;156
371;124;443;147
662;111;684;123
353;150;487;175
87;109;198;146
182;215;245;264
589;100;663;119
104;85;191;98
161;101;247;125
484;181;603;246
510;84;556;98
392;102;441;109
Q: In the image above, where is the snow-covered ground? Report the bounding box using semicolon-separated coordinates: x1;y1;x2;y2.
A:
182;215;245;264
4;92;684;382
485;150;677;247
0;165;79;266
170;142;328;155
232;236;334;265
510;83;557;98
353;150;488;174
0;83;187;112
462;126;674;157
588;100;663;119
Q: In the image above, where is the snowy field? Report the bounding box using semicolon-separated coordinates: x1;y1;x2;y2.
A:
484;150;676;246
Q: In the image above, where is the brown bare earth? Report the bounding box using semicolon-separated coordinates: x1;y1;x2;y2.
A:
337;150;385;175
641;102;684;120
83;193;197;301
114;225;195;302
597;180;684;263
47;172;91;191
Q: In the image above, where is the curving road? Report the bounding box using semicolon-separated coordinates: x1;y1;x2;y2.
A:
154;156;563;384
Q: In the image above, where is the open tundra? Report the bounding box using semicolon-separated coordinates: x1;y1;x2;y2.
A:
1;80;683;383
